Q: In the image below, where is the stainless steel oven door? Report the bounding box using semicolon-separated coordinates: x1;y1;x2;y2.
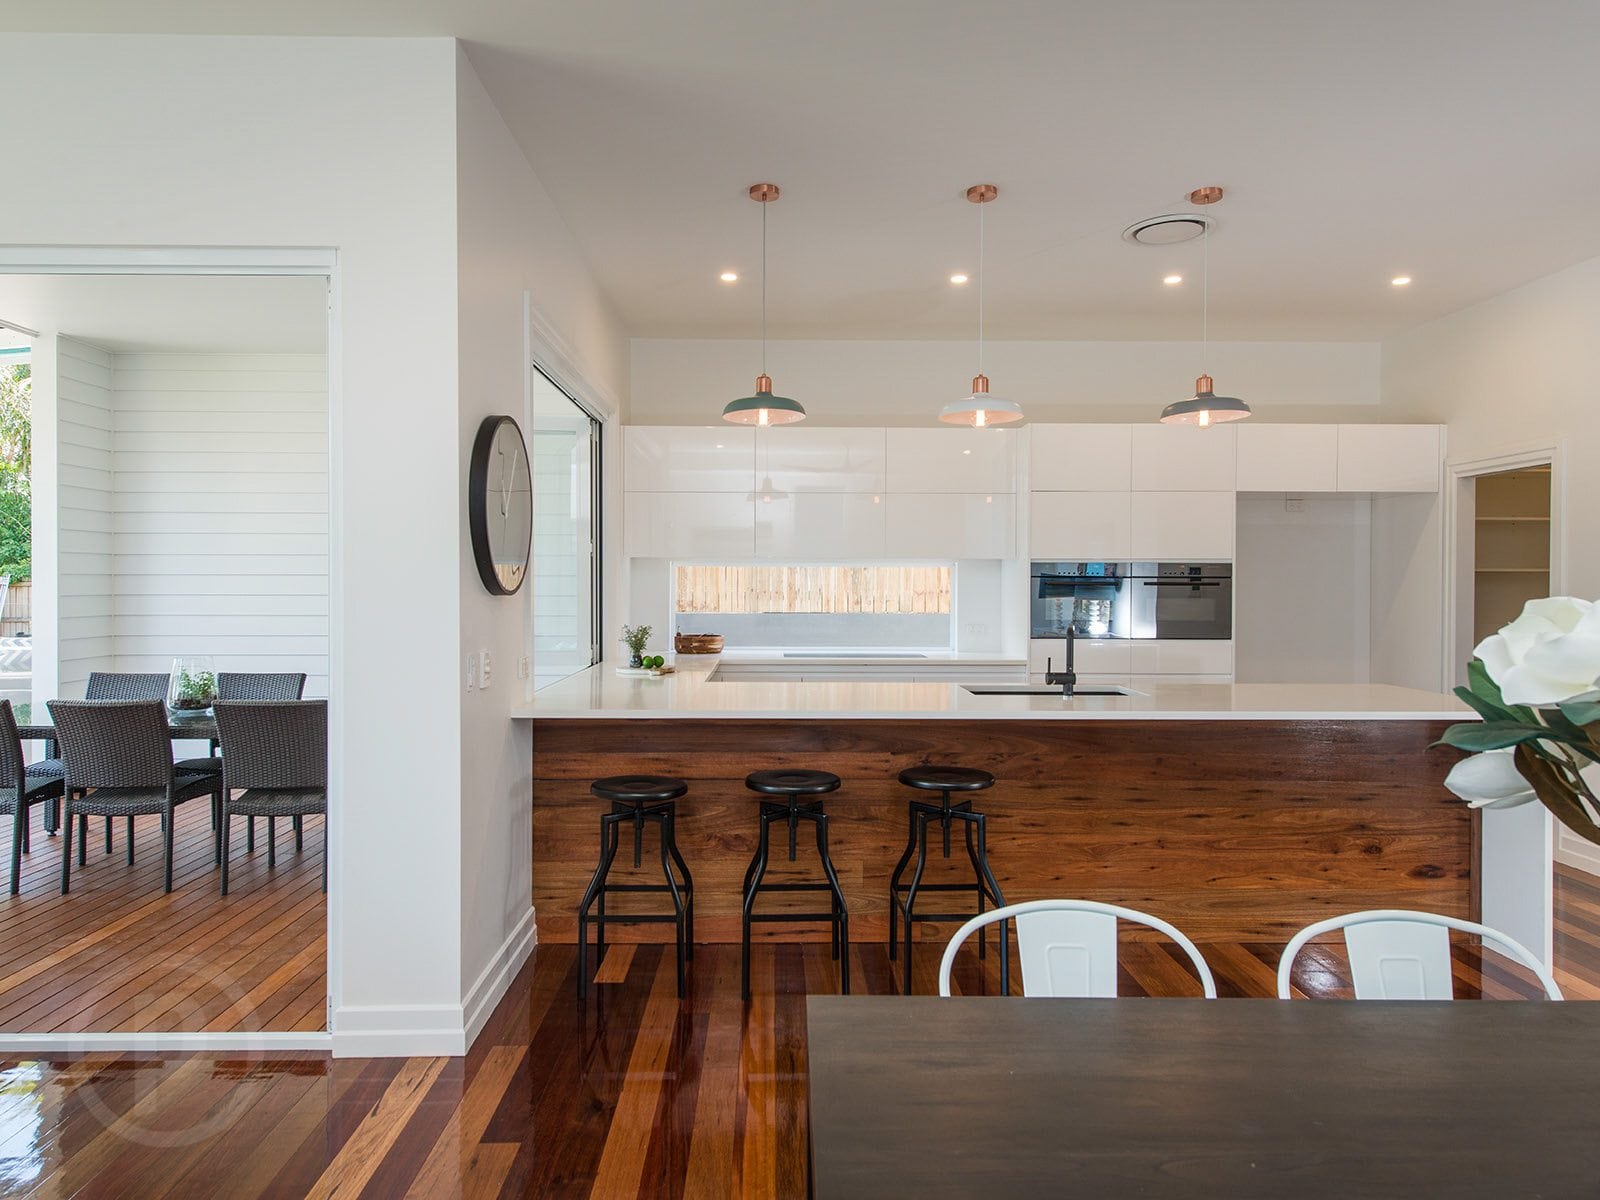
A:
1133;563;1233;640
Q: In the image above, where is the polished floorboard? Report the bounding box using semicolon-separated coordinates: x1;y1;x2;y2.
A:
0;864;1595;1198
0;801;327;1034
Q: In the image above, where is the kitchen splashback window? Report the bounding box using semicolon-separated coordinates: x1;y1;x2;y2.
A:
674;565;952;650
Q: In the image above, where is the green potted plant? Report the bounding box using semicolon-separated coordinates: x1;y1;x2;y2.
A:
167;656;218;713
621;624;653;670
1439;597;1600;844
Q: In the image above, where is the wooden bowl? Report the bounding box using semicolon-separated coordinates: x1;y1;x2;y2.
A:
674;633;725;655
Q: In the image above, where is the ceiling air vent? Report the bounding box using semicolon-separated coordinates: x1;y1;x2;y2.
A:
1121;213;1214;245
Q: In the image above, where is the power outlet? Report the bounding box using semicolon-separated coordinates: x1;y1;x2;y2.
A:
1285;496;1307;513
965;623;989;637
518;655;531;680
479;649;493;689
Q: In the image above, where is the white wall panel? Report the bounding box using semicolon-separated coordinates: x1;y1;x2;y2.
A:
109;352;330;695
56;337;116;696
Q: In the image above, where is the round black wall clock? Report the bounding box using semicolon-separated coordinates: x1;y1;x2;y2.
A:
469;415;533;595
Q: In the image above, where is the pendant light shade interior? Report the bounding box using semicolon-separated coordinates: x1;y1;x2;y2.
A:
724;184;804;425
1160;188;1250;427
942;184;1022;427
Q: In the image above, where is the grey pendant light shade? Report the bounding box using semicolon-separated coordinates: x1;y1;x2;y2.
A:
1160;375;1252;427
1159;187;1251;427
724;183;804;425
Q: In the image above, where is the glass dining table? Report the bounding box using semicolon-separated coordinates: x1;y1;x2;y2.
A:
15;702;219;834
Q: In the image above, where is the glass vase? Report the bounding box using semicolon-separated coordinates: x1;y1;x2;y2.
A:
167;656;218;713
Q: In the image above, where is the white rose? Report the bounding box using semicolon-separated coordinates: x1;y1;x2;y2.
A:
1475;596;1600;707
1443;749;1538;809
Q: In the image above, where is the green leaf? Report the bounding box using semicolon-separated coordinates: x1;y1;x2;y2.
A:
1467;658;1538;724
1558;700;1600;729
1541;706;1600;761
1435;721;1570;752
1452;685;1515;725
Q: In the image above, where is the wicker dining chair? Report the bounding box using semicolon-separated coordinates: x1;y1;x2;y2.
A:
213;700;328;895
176;673;308;850
47;700;223;894
0;699;66;895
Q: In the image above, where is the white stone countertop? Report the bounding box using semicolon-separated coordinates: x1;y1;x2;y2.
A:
511;657;1467;722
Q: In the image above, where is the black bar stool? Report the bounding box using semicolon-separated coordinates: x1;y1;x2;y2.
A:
740;769;850;1000
576;774;694;999
889;765;1008;995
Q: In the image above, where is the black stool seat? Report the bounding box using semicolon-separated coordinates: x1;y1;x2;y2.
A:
591;775;687;803
898;765;994;792
745;769;841;796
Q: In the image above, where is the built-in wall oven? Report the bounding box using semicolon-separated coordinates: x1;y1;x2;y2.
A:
1031;561;1232;640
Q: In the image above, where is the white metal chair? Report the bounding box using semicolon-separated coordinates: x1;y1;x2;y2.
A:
937;899;1218;998
1276;909;1563;1000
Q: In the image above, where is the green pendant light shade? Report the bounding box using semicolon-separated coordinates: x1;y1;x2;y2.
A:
1158;188;1251;427
724;182;804;425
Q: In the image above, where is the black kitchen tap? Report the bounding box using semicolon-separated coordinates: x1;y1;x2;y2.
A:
1045;628;1078;698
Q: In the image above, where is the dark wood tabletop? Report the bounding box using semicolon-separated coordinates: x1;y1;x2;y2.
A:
806;996;1600;1199
11;701;217;741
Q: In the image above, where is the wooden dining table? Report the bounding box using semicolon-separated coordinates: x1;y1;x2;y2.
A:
806;995;1600;1198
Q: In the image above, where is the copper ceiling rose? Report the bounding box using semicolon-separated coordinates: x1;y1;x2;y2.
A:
1188;186;1224;205
749;182;780;203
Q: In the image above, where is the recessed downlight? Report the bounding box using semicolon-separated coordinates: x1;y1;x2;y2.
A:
949;273;969;285
1390;275;1412;287
719;271;739;283
1164;274;1184;285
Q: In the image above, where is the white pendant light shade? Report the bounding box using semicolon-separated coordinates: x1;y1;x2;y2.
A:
943;184;1023;426
939;374;1024;427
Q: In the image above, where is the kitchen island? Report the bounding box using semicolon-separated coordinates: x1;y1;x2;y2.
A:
513;659;1536;955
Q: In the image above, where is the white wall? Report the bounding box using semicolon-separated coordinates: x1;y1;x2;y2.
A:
5;34;464;1054
454;47;627;1033
1234;495;1371;684
109;352;329;693
1382;250;1600;872
51;337;115;698
630;338;1381;425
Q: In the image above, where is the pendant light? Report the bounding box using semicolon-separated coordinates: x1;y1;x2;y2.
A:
1160;186;1251;427
940;184;1024;427
723;183;805;426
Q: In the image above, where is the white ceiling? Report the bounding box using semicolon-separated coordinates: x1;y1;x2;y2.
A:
6;1;1600;341
0;275;327;354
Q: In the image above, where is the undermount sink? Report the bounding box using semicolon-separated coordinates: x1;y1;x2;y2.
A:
963;686;1133;697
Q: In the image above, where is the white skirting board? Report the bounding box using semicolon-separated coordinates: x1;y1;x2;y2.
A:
0;1030;332;1054
1556;828;1600;876
330;906;537;1059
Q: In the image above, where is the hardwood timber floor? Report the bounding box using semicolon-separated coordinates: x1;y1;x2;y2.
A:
0;800;327;1034
0;865;1594;1198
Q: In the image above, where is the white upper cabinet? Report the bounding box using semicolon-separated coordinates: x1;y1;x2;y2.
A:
754;428;886;493
1336;424;1442;493
1130;491;1235;560
1236;424;1339;492
884;493;1015;559
1029;491;1132;560
755;492;886;559
885;428;1015;494
1131;424;1237;491
1028;424;1133;491
624;426;754;492
624;491;755;559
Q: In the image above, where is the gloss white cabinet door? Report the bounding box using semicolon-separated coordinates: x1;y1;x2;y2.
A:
1029;491;1132;560
1336;424;1442;492
1130;491;1235;560
1236;424;1339;492
755;428;886;493
1028;424;1133;491
624;426;754;492
1028;638;1133;675
1131;424;1237;491
755;492;886;558
884;493;1015;558
885;429;1015;494
624;491;755;558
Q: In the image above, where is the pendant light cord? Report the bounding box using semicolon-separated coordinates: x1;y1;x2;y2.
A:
1201;218;1209;374
977;198;985;377
761;197;769;378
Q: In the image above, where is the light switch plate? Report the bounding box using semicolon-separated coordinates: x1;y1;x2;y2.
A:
479;649;493;688
465;653;477;692
518;655;531;680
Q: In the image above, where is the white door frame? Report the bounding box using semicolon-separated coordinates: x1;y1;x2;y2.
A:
1442;438;1566;967
0;245;338;1053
